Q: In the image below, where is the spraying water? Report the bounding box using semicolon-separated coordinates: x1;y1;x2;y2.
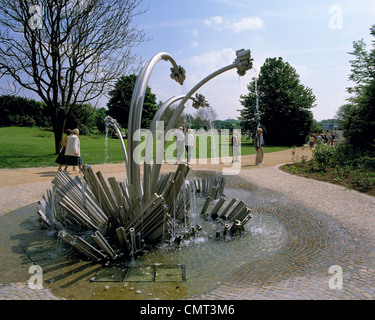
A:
207;114;218;160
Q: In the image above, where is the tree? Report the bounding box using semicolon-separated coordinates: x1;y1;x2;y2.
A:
192;107;218;130
347;24;375;102
214;119;241;132
240;57;316;145
343;24;375;152
239;83;259;135
65;103;95;135
158;102;186;130
0;0;147;153
344;80;375;151
93;107;107;133
106;74;157;129
0;94;50;127
335;104;356;123
310;121;323;134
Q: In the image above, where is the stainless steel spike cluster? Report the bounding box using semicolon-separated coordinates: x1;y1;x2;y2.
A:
170;65;186;85
234;49;253;76
36;49;255;262
36;163;193;260
199;190;253;238
192;93;209;109
36;168;252;261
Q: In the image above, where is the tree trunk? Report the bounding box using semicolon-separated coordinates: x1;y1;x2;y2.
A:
54;128;63;154
49;104;66;154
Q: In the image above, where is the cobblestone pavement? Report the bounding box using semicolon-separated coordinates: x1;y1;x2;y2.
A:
1;148;374;300
200;168;375;300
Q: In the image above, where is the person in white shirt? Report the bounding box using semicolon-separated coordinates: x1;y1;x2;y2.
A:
232;130;240;162
185;129;196;163
175;126;185;163
64;128;82;172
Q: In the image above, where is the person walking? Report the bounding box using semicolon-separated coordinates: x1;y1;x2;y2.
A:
232;130;240;162
308;134;315;149
331;131;336;145
254;128;265;165
327;131;332;146
175;126;185;163
64;128;82;172
55;129;72;171
185;129;196;163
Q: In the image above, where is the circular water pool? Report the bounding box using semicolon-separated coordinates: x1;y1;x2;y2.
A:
130;190;288;296
55;187;287;299
0;176;288;300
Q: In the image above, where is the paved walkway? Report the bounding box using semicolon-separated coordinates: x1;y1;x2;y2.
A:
1;147;374;300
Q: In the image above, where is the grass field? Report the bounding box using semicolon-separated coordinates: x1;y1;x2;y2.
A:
0;127;290;169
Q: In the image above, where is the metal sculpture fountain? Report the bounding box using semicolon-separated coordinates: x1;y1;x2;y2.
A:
36;49;254;262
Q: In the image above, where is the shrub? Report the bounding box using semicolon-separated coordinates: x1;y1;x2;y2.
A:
351;170;375;190
312;143;337;169
361;156;375;170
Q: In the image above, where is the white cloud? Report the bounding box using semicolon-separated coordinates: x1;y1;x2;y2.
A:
189;48;236;75
229;17;264;32
204;16;224;26
192;28;198;37
184;48;256;120
204;16;264;32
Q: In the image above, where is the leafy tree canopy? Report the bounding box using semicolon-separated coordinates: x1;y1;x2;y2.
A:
343;24;375;152
0;95;49;127
106;74;157;129
240;57;316;145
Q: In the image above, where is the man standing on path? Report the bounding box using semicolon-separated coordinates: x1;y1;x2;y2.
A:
232;130;240;163
254;128;265;165
175;126;185;163
185;129;196;163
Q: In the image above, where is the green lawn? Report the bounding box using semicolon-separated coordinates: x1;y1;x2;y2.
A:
0;127;291;169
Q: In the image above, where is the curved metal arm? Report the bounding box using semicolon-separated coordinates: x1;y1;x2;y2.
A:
127;52;186;199
150;49;253;192
104;115;128;179
143;95;197;202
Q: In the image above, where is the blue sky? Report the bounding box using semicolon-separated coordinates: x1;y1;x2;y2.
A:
1;0;374;122
131;0;375;121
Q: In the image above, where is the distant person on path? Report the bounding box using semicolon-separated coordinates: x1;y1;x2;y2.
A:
232;130;240;162
308;134;315;149
185;129;196;163
64;128;82;172
175;126;185;163
326;131;332;145
254;128;265;165
331;131;336;145
55;129;72;172
316;133;322;145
